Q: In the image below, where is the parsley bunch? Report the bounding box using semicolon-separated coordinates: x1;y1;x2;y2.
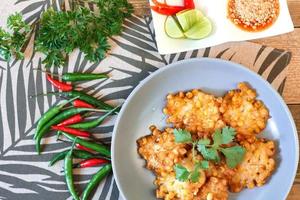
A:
0;0;133;67
36;0;133;68
173;127;246;182
0;13;30;60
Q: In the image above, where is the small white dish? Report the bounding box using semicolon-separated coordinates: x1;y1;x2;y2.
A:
150;0;294;54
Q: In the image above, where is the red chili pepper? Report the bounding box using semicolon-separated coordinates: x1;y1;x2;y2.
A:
72;99;95;108
46;74;73;92
56;114;83;127
151;0;186;15
52;126;90;138
152;0;168;7
151;5;186;15
76;143;94;152
184;0;195;9
73;158;109;168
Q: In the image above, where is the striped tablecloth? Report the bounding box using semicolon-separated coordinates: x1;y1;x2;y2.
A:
0;0;291;199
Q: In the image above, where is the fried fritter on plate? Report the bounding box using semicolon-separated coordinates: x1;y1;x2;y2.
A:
205;161;236;181
197;177;229;200
229;138;276;192
220;83;269;141
163;89;224;136
155;153;206;200
137;126;188;175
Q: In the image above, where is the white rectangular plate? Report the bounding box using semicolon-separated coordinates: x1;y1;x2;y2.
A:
150;0;294;54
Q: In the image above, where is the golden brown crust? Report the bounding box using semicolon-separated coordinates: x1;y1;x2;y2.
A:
197;177;229;200
163;90;225;136
228;138;276;192
137;126;188;175
220;82;269;141
205;162;236;181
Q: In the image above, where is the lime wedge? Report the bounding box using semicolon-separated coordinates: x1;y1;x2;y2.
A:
183;16;212;39
164;16;185;39
176;9;203;32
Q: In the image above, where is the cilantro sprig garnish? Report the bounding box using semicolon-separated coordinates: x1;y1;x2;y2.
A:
173;128;209;183
173;127;246;182
197;126;246;168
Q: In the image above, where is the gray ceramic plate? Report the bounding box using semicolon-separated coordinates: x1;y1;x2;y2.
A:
111;58;299;200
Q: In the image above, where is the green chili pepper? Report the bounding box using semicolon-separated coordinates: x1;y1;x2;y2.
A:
49;149;110;166
35;107;106;154
81;164;112;200
35;91;115;111
64;141;80;200
32;69;108;82
62;73;109;82
60;131;111;157
49;149;95;166
34;97;78;139
69;105;120;130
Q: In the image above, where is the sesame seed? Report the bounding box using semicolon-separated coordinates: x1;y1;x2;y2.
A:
228;0;280;31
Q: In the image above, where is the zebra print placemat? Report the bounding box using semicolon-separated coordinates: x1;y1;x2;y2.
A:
0;1;291;200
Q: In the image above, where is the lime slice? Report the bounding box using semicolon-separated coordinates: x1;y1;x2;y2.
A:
176;9;203;32
183;16;212;39
164;16;185;39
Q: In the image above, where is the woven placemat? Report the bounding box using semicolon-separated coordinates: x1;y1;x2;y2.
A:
0;1;292;200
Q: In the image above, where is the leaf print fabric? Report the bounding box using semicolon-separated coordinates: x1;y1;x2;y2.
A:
0;0;291;199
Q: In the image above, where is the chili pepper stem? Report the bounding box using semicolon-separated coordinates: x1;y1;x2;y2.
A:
70;137;78;154
59;96;80;108
57;138;72;143
72;163;81;168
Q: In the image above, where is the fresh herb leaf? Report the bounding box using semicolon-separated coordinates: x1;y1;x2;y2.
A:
174;164;190;181
199;160;209;169
196;126;243;166
197;144;220;162
189;163;201;183
189;160;210;183
0;13;30;61
175;161;208;183
221;146;246;168
212;129;222;147
0;28;12;60
212;126;236;147
197;138;211;145
221;126;236;144
173;129;193;143
7;13;30;32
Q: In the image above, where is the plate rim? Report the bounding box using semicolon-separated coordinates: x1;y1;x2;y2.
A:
111;57;299;200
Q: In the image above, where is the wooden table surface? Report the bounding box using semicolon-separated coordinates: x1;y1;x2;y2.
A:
129;0;300;199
